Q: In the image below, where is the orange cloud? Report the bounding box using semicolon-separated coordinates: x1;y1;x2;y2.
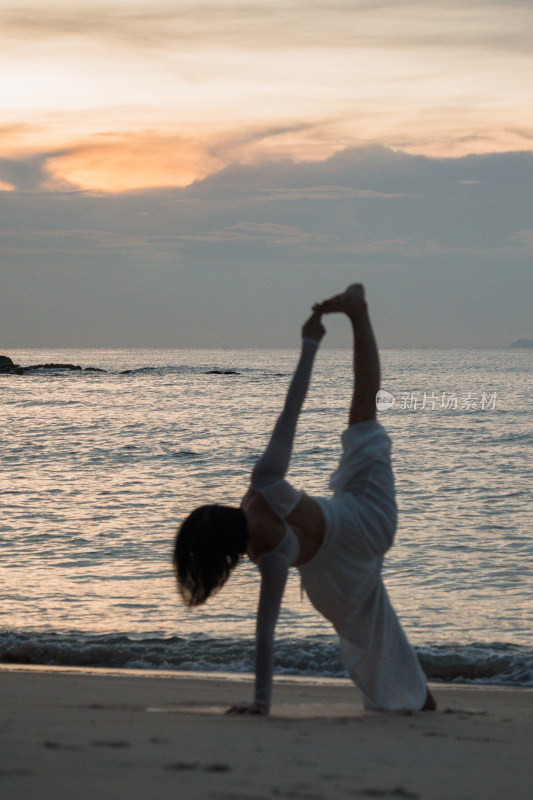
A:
41;124;349;192
47;132;223;192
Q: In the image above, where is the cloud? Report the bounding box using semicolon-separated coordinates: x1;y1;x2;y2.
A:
0;154;53;190
2;2;531;178
258;186;409;201
1;146;532;347
2;125;339;193
4;145;533;255
0;228;149;255
156;221;335;248
47;133;223;191
509;229;533;246
3;1;532;54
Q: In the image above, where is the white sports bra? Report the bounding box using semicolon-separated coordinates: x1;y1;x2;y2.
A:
254;479;301;567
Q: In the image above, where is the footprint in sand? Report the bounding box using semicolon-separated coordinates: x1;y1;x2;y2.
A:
205;763;231;773
0;768;34;777
358;788;419;799
43;741;81;751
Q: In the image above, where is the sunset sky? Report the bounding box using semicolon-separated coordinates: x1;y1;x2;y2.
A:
1;0;532;347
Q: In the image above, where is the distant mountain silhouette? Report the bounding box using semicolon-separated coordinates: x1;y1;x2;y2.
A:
510;339;533;348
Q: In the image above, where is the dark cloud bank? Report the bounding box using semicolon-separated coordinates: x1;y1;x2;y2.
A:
1;146;531;348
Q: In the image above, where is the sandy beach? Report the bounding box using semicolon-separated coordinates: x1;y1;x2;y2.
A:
0;665;531;800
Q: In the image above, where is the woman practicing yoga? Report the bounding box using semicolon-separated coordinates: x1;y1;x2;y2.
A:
174;284;436;714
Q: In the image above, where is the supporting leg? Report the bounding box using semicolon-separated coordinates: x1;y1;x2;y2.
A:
315;284;380;425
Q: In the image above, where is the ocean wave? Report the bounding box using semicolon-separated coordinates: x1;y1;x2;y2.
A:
1;632;531;687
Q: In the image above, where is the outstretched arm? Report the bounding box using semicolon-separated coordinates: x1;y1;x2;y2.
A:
251;311;325;489
226;549;289;716
228;312;325;717
253;550;290;712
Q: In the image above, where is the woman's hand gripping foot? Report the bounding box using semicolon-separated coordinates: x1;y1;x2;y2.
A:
313;284;366;317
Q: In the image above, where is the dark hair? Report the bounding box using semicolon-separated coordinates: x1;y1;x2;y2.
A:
173;504;249;607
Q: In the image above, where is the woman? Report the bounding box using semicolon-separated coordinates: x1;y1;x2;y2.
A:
174;284;435;714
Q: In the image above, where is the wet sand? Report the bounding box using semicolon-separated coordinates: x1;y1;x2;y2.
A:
0;665;531;800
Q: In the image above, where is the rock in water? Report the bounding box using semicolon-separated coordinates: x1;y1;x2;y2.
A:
25;363;83;371
0;355;14;371
205;369;240;375
0;355;107;374
0;355;22;374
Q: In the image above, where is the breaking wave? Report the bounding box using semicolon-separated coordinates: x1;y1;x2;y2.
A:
1;631;531;686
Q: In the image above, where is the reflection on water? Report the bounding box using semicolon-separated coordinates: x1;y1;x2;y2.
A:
1;348;531;649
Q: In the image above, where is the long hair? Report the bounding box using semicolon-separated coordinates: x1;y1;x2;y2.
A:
173;504;249;607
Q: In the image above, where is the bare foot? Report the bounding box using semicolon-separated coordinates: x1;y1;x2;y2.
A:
226;702;268;716
313;284;366;316
422;689;437;711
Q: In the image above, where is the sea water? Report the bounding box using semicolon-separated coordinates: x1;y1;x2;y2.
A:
1;348;531;685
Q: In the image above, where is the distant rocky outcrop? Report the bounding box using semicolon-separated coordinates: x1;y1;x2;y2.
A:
0;355;23;374
205;369;240;375
510;339;533;348
1;353;244;376
26;363;83;371
0;354;107;375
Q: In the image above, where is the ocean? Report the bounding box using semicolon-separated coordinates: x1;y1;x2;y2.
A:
1;347;531;687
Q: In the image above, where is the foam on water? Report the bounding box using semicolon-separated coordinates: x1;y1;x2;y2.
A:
0;631;530;686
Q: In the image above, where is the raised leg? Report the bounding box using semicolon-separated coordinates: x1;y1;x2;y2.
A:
315;284;380;425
